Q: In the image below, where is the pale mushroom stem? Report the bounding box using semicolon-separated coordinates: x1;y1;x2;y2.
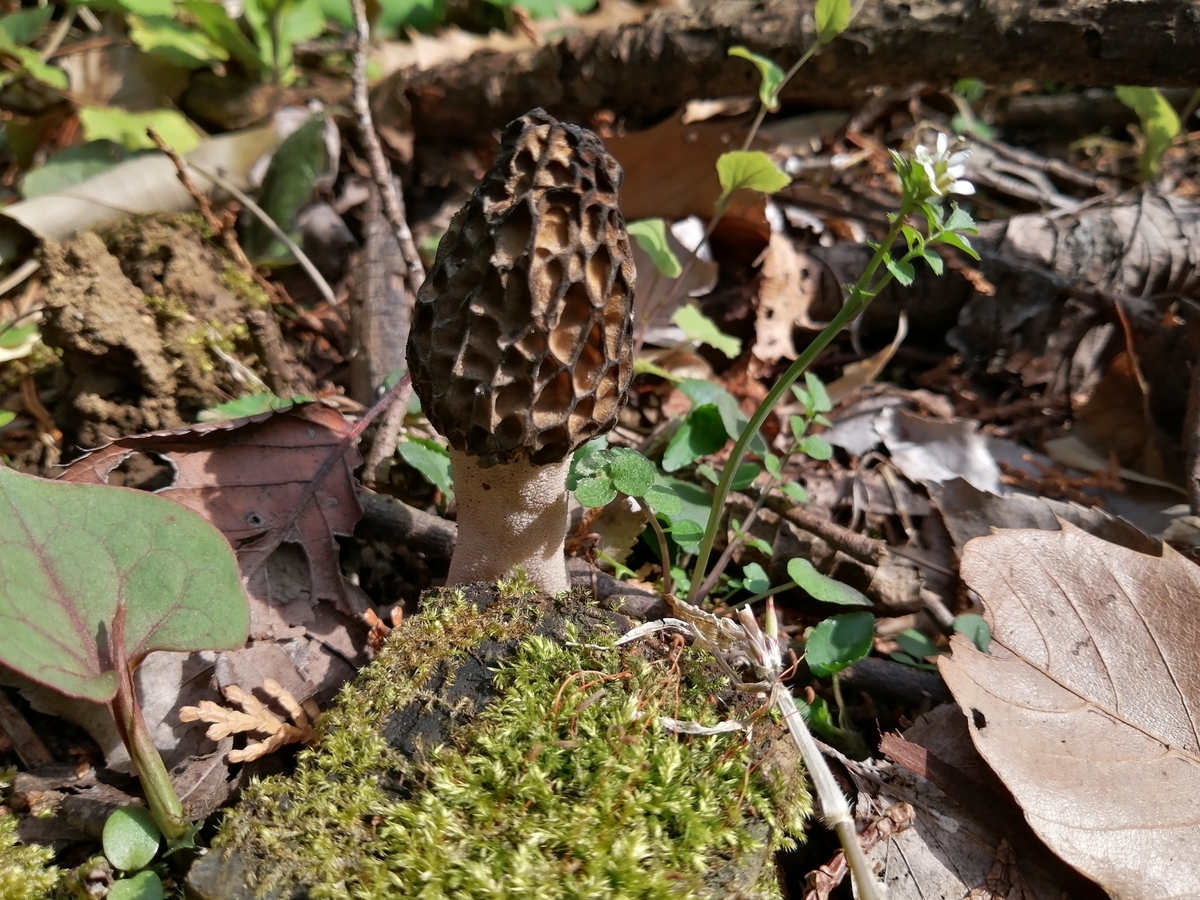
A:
447;449;572;594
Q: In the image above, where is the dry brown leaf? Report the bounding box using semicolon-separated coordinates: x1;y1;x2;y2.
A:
59;402;364;615
753;233;826;364
825;312;908;405
939;523;1200;899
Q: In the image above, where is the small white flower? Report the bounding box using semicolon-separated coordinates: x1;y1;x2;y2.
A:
913;133;975;197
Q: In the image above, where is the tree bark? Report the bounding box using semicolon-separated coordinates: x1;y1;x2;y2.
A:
373;0;1200;141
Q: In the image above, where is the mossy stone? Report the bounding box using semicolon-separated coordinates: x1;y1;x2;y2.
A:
187;583;810;899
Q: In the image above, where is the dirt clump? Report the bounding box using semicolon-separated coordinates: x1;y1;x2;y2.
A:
38;218;266;451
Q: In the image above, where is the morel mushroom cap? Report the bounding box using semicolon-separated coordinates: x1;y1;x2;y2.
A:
408;108;636;468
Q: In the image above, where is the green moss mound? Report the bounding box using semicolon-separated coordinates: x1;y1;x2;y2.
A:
203;586;810;899
0;811;61;900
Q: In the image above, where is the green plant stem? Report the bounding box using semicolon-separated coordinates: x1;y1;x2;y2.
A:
105;603;188;844
693;439;803;602
730;580;798;611
643;509;675;598
685;202;915;605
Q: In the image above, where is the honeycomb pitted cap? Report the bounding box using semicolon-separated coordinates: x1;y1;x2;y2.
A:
408;108;636;467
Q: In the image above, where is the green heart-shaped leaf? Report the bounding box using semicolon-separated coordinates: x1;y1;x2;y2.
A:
0;468;249;702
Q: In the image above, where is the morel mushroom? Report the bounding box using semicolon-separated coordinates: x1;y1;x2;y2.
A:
408;109;636;592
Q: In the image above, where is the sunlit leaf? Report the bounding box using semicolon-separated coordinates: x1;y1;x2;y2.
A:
398;437;454;499
1116;85;1181;181
574;474;617;508
715;151;790;203
814;0;852;43
196;392;311;422
107;871;164;900
103;807;161;872
129;15;229;67
728;46;785;110
627;218;682;278
780;482;808;503
798;434;833;461
787;557;871;606
78;107;203;155
643;484;682;517
805;611;874;677
741;561;770;594
608;447;656;497
883;256;915;287
672;303;741;358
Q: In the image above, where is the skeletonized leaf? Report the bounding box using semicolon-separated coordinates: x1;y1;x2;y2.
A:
940;523;1200;899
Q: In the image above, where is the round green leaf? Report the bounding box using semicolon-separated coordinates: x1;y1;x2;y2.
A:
787;557;871;606
627;218;682;278
798;434;833;461
805;611;875;677
573;474;617;508
643;484;682;517
107;871;164;900
666;518;705;548
741;562;770;595
662;405;728;472
0;467;250;702
608;448;656;497
716;151;790;200
103;807;162;872
895;629;939;661
567;438;609;488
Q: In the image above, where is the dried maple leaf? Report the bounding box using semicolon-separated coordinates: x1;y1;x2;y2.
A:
180;678;319;763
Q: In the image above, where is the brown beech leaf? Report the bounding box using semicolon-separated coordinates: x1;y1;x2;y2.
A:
59;402;363;616
939;523;1200;899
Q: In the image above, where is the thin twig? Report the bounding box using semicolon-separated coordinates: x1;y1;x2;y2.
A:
186;160;339;311
349;0;424;297
0;260;40;299
146;128;260;283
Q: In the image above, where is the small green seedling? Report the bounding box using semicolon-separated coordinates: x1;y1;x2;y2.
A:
0;468;250;843
103;807;168;900
1116;85;1181;181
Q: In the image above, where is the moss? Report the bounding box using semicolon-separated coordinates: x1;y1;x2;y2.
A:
221;265;271;309
205;587;811;899
0;811;61;900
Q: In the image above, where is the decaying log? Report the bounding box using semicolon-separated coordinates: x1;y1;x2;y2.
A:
374;0;1200;141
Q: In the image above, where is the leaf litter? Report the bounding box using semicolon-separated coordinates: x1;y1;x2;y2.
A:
4;10;1200;897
